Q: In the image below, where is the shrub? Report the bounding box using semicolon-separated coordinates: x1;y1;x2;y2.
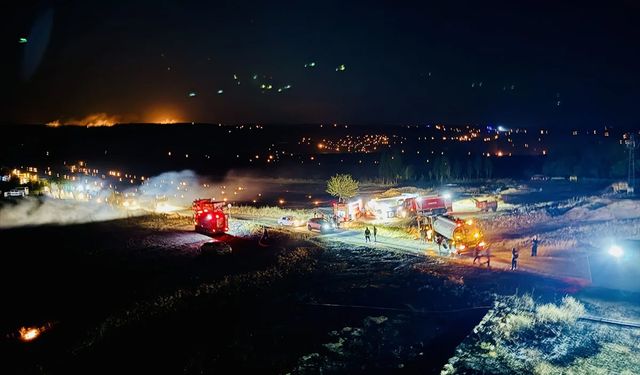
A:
500;314;535;339
536;296;585;324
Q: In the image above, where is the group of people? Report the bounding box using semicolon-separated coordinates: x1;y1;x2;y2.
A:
473;246;491;267
360;223;541;272
364;225;377;243
469;237;540;270
510;237;540;270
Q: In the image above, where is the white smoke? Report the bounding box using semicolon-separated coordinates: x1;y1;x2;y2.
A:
0;169;321;228
0;197;130;228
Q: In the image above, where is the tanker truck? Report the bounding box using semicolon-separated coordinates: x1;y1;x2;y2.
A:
430;215;485;254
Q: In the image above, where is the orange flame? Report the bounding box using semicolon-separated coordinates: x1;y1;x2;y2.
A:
19;326;41;342
46;113;122;127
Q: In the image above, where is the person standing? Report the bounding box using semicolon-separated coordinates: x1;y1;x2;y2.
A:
473;246;481;264
485;247;492;268
373;225;377;242
511;247;519;270
531;237;539;257
364;227;371;243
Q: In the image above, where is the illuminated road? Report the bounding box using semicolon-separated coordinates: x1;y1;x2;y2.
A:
233;215;592;285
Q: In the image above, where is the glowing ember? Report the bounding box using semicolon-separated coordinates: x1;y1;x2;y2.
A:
19;327;41;342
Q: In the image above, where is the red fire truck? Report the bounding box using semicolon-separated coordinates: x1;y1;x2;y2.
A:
402;194;452;216
192;199;228;235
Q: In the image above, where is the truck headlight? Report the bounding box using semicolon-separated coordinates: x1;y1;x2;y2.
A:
608;245;623;258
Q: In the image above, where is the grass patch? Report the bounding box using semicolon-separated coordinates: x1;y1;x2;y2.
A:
76;246;322;353
442;294;640;374
230;205;316;221
536;296;585;324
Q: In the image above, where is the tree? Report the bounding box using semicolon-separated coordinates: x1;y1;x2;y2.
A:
473;155;483;179
326;174;359;202
378;151;404;184
432;155;451;182
466;158;474;180
482;157;493;179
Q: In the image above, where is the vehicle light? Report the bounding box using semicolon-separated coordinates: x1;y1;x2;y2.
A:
458;244;466;250
608;245;623;258
205;214;212;220
473;232;479;238
224;227;228;231
215;214;219;219
479;241;486;247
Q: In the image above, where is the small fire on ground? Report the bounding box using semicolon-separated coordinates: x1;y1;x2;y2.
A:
15;322;55;342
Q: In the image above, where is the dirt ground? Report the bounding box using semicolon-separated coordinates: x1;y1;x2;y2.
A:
0;212;598;375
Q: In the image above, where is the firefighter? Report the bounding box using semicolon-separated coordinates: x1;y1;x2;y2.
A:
484;247;492;268
373;225;377;242
364;227;371;242
511;247;519;270
473;246;482;264
531;237;539;257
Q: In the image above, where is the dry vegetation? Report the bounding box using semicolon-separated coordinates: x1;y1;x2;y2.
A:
130;213;194;230
231;205;316;221
75;246;322;353
442;294;640;374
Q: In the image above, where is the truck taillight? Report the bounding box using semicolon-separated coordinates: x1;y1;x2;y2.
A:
215;214;219;219
205;214;212;220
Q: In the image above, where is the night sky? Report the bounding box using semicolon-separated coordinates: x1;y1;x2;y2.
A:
4;0;640;128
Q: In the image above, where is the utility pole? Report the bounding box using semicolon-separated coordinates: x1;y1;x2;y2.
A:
626;134;636;195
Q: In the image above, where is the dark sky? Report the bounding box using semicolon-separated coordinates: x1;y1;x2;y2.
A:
3;0;640;128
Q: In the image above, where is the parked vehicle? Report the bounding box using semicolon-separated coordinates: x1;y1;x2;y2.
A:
3;187;29;198
277;216;304;227
430;215;485;254
192;199;228;235
402;194;452;216
473;198;498;212
307;217;336;232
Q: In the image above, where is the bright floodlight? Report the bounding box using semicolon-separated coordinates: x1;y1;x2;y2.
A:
608;245;624;258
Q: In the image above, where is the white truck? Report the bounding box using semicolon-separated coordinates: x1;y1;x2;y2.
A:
3;187;29;198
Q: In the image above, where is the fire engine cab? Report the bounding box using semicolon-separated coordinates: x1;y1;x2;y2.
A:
192;199;229;235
